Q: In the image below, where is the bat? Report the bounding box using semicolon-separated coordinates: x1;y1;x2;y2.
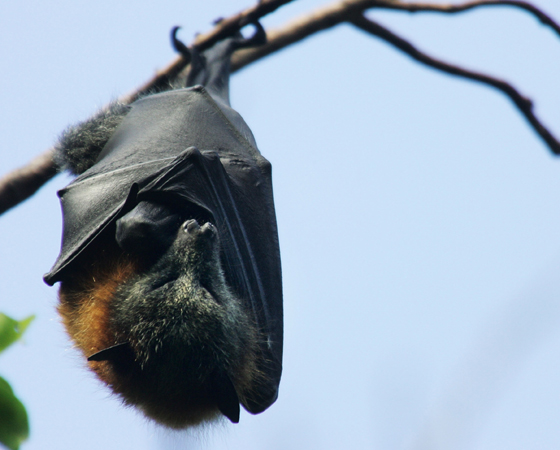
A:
43;23;283;428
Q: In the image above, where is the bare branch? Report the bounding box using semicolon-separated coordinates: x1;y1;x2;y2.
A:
349;13;560;154
232;0;560;70
232;1;351;71
2;0;560;215
0;0;296;215
233;0;560;152
0;149;57;215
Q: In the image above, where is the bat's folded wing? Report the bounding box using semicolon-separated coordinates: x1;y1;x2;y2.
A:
45;145;282;413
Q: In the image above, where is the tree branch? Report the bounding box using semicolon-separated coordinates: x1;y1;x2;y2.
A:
374;1;560;38
2;0;559;216
349;12;560;154
0;150;57;215
232;0;352;71
0;0;296;215
232;0;560;70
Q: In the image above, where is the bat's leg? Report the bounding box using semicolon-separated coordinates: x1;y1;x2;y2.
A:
170;27;206;89
54;100;130;175
179;21;266;106
170;26;191;63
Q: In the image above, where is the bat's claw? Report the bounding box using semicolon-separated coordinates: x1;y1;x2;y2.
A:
233;21;266;50
171;26;192;62
88;342;131;362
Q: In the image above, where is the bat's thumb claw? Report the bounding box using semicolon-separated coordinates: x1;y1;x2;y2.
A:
211;371;240;423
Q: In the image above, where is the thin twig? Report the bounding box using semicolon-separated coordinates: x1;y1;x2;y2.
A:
374;0;560;38
232;0;560;70
233;0;560;152
349;13;560;154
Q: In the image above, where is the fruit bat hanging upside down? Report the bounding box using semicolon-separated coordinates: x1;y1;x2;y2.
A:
44;23;283;428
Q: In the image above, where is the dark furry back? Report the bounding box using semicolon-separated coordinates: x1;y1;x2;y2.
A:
54;101;131;175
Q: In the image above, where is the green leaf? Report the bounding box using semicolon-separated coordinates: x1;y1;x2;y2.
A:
0;314;35;354
0;376;29;450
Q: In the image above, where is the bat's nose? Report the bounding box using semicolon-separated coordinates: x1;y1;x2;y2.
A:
184;218;200;233
201;222;217;236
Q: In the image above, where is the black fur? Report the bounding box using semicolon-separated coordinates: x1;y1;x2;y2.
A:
112;220;255;370
54;101;130;175
109;220;257;424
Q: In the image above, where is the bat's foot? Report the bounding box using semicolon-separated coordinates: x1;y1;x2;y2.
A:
170;26;191;62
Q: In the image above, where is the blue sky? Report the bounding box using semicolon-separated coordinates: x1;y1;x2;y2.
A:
1;1;560;449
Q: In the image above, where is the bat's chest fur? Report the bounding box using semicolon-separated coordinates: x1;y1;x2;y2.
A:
113;266;242;381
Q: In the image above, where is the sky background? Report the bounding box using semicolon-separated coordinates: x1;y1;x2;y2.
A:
1;1;560;449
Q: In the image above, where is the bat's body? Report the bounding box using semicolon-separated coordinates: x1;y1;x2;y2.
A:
45;26;283;427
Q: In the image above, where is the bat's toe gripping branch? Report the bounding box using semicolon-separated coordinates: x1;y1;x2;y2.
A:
171;20;266;58
232;21;267;50
171;26;192;63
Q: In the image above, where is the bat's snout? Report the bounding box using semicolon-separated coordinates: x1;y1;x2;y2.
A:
182;219;217;240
